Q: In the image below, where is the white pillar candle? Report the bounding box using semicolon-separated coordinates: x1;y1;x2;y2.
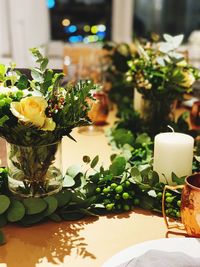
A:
153;132;194;184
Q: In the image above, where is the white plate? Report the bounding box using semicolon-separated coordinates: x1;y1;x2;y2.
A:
102;238;200;267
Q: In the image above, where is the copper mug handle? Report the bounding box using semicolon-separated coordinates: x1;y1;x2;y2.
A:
162;185;185;230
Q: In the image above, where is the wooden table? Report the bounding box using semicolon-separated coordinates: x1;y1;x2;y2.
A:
0;108;187;267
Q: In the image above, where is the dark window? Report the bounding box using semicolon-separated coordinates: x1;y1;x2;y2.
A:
47;0;112;43
134;0;200;41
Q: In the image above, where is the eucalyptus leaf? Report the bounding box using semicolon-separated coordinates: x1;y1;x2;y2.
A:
61;211;85;221
63;175;75;187
20;213;45;226
66;164;81;178
48;213;62;222
0;195;10;214
83;155;91;164
43;196;58;217
23;198;47;215
7;200;25;222
54;190;72;207
109;156;126;176
90;155;99;169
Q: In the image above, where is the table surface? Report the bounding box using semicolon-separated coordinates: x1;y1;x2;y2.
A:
0;107;188;267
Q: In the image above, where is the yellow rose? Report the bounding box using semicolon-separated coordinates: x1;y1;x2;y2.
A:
180;71;195;88
10;96;55;131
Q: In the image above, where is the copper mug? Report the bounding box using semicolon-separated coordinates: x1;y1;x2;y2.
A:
162;173;200;237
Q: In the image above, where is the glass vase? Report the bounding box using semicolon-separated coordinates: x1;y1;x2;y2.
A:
134;89;176;136
6;141;63;197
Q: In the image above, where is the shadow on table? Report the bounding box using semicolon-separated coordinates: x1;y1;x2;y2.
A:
0;216;98;267
105;208;159;220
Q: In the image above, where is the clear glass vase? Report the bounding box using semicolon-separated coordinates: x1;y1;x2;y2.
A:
6;141;63;197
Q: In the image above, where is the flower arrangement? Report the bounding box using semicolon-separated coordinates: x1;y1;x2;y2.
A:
0;48;95;196
102;42;136;109
126;34;200;134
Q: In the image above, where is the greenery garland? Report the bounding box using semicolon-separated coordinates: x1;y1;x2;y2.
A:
0;127;199;245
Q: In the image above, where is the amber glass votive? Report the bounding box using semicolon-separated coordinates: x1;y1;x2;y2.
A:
88;91;109;126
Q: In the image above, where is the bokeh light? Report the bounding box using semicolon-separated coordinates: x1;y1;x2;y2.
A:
83;25;91;32
62;18;70;27
46;0;55;9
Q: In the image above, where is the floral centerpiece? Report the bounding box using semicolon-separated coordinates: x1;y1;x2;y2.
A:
0;48;95;197
127;34;200;135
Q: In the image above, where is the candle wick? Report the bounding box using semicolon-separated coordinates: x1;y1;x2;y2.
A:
167;125;175;132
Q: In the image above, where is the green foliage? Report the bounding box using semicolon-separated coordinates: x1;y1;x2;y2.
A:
0;48;95;146
1;133;199;245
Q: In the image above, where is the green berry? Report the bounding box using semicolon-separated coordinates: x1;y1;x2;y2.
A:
176;211;181;218
177;200;181;207
103;187;110;194
0;99;5;107
122;192;130;200
115;185;123;194
96;187;101;193
166;197;174;203
125;181;131;188
123;204;130;211
165;192;172;197
157;192;163;199
111;183;117;189
106;203;114;211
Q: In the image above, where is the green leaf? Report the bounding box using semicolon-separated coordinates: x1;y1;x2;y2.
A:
43;196;58;216
23;198;47;215
40;58;49;72
0;195;10;214
17;74;28;89
171;172;185;185
139;195;155;210
63;175;75;187
66;164;81;178
0;115;9;126
136;133;151;145
61;211;85;221
148;171;159;186
7;200;25;222
109;156;126;176
49;213;62;222
131;167;140;177
112;128;134;146
31;69;43;82
0;230;6;245
90;155;99;169
20;213;45;226
54;190;72;207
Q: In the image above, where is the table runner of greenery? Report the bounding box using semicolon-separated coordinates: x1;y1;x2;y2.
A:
0;118;199;245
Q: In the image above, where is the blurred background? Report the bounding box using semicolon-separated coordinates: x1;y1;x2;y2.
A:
0;0;200;69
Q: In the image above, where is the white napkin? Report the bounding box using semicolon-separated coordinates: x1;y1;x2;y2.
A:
117;249;200;267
